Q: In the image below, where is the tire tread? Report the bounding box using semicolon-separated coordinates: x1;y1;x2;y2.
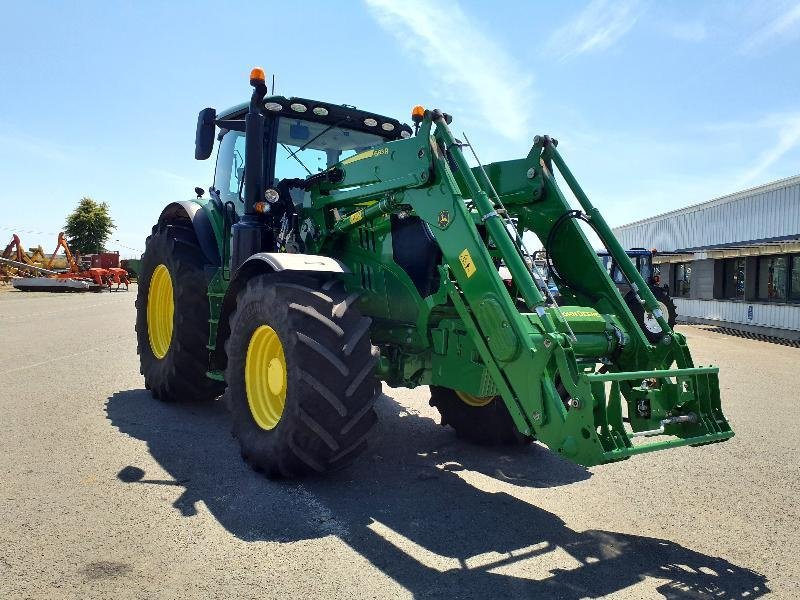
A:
225;273;379;478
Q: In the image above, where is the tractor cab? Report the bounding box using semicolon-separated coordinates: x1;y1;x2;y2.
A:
598;247;660;289
201;97;413;216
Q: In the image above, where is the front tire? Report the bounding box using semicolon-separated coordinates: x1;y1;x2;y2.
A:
135;222;223;402
224;273;380;478
625;287;678;343
429;386;532;445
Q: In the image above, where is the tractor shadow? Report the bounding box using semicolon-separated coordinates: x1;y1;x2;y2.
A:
106;389;769;599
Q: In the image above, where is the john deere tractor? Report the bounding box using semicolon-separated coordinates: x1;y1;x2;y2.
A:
135;68;732;478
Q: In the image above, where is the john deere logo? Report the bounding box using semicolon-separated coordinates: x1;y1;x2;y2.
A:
438;210;450;228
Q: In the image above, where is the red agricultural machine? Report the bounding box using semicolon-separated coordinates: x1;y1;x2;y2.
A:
0;232;129;292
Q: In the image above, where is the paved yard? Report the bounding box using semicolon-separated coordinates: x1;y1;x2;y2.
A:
0;288;796;598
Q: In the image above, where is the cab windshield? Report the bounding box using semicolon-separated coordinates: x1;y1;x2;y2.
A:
273;117;388;182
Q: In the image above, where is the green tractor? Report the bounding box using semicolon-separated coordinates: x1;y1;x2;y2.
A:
135;68;732;478
597;248;677;344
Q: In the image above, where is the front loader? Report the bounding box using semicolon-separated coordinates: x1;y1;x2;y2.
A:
135;68;733;477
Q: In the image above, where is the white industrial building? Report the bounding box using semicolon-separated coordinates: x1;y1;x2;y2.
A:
613;175;800;340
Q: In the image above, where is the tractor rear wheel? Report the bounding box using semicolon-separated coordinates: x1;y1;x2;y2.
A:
429;386;532;445
135;222;223;402
224;273;380;478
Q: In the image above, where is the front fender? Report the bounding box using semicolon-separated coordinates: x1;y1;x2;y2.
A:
210;252;351;371
237;252;350;276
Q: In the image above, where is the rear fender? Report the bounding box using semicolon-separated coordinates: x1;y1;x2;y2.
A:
158;201;221;267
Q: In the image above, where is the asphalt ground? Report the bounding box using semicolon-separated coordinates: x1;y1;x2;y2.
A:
0;286;796;599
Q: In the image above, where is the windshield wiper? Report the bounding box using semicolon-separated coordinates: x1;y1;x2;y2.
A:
280;143;313;176
284;119;347;164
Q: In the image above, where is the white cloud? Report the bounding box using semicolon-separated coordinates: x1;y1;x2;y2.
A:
148;168;197;188
664;20;707;42
364;0;533;141
0;131;71;162
547;111;800;228
546;0;642;60
735;113;800;186
740;1;800;54
702;112;800;186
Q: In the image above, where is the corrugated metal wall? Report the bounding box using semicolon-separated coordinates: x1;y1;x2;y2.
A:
613;176;800;251
676;299;800;332
691;259;714;299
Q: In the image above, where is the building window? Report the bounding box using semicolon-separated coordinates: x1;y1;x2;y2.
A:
723;258;745;300
674;262;691;297
757;256;788;301
791;255;800;301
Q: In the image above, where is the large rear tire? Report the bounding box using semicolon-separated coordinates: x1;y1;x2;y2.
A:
135;222;223;402
224;273;380;478
429;386;532;445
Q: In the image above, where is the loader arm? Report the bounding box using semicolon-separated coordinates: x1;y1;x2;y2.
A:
311;109;733;467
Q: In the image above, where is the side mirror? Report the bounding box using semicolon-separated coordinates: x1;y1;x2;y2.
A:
195;187;205;199
195;108;217;160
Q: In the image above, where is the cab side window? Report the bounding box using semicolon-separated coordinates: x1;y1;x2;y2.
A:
213;130;247;206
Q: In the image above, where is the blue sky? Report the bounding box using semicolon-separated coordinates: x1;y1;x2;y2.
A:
1;0;799;257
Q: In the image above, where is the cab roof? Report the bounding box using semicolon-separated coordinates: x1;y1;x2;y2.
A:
217;96;412;140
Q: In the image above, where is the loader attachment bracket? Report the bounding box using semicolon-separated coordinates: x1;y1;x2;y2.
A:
585;366;734;463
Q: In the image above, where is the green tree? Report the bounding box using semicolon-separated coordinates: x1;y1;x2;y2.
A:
64;197;115;255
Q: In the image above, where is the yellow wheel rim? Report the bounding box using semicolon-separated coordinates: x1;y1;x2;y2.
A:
147;264;174;359
455;390;495;407
245;325;287;430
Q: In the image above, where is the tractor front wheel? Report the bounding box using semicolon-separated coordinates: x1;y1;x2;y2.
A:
429;386;532;445
224;273;380;478
625;287;678;344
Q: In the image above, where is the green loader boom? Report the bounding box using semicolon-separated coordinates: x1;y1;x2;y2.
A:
305;111;732;466
138;71;733;476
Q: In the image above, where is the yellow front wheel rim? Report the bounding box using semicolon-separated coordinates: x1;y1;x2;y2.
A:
147;264;174;359
455;390;495;407
245;325;287;430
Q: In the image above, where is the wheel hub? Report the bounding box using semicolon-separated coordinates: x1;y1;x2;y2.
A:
245;325;287;430
147;264;174;359
644;300;668;334
455;390;495;407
